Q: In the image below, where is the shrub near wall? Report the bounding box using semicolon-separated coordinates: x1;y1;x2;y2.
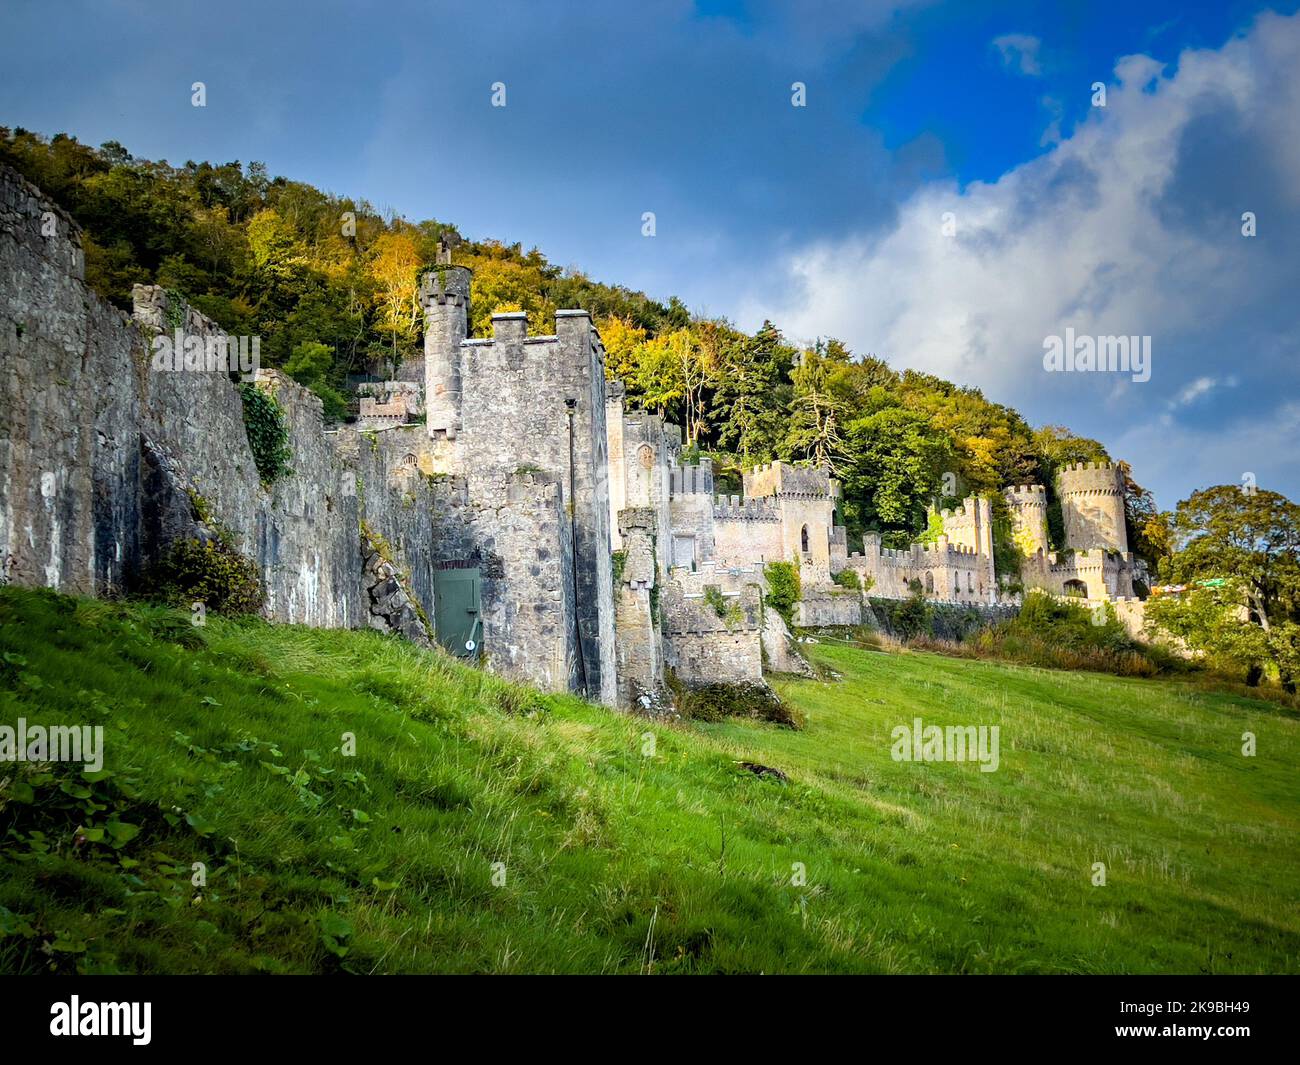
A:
961;592;1169;677
140;535;265;616
764;561;801;627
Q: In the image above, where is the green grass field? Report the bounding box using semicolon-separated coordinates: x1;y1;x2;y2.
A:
1;586;1296;974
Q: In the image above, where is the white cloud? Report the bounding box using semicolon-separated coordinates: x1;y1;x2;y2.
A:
1165;374;1239;414
991;33;1042;76
739;11;1300;504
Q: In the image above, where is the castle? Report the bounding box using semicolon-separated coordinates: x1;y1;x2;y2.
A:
0;162;1145;714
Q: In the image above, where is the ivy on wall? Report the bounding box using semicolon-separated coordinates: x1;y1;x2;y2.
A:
239;383;292;486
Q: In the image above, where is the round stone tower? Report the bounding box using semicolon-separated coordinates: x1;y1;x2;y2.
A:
1056;462;1128;553
1003;484;1049;557
420;265;472;438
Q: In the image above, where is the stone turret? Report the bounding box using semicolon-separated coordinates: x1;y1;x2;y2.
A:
420;265;472;438
1004;484;1049;557
934;495;996;602
1057;462;1128;553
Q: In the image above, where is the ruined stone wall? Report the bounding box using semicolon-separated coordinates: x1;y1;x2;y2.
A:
1;164;131;596
1005;484;1049;557
334;425;440;622
667;493;716;568
794;587;863;627
661;562;764;686
0;162;444;640
761;605;813;676
667;629;763;686
613;507;665;710
661;575;763;687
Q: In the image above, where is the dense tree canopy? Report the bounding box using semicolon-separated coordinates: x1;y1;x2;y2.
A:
1148;486;1300;690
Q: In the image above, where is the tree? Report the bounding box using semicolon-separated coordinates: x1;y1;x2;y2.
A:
680;322;723;446
284;341;347;422
598;316;647;385
1145;580;1269;684
1033;425;1108;471
785;338;854;472
631;331;685;417
711;320;794;464
1151;486;1300;690
369;231;421;368
842;401;955;547
897;371;1040;492
1117;461;1173;577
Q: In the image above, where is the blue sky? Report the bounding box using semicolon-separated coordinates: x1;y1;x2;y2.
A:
2;0;1297;508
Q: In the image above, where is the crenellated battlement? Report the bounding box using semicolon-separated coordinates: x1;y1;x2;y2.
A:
670;457;714;497
742;460;838;501
1055;461;1128;553
1005;484;1048;503
713;494;780;522
419;266;472;308
1057;461;1124;495
1047;548;1133;571
857;535;983;567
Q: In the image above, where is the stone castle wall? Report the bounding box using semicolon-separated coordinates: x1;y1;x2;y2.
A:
0;164;393;628
712;496;783;568
4;158;1152;713
613;506;665;709
846;531;993;605
422;294;618;706
1004;484;1049;557
794;586;863;627
660;571;763;687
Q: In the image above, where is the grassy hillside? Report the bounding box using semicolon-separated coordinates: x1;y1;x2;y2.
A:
1;586;1296;974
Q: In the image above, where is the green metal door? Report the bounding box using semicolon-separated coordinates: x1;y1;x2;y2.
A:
433;566;481;659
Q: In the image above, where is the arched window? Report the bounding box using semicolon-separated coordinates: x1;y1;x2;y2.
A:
801;525;809;553
1063;579;1087;598
924;571;934;594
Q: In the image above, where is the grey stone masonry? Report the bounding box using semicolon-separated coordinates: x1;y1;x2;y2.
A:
362;531;433;646
0;161;438;639
614;506;666;712
422;281;617;706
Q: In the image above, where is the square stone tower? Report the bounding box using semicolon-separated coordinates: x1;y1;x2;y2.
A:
420;273;617;707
